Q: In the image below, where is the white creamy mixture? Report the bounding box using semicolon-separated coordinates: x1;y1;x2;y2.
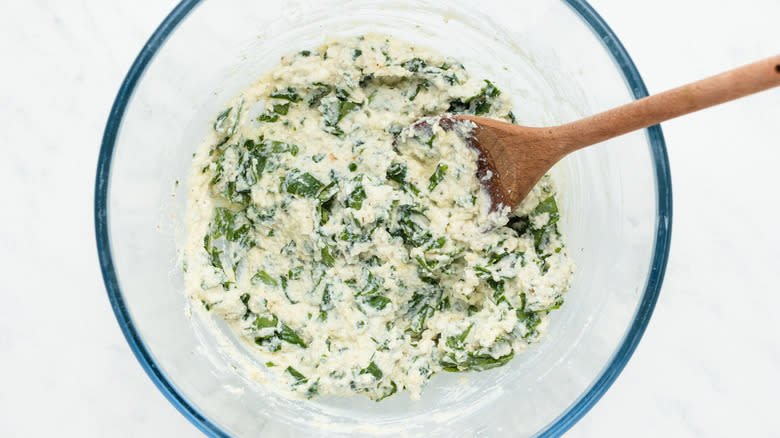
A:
183;34;574;401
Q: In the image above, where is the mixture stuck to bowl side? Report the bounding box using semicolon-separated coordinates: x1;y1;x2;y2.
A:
183;34;574;401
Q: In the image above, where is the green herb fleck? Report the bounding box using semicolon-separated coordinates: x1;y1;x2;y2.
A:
360;361;383;380
401;58;427;72
285;366;308;385
427;237;446;250
376;381;397;401
386;162;407;184
253;314;278;330
474;101;491;115
308;83;332;107
318;180;339;203
392;205;431;247
214;107;232;131
532;197;559;225
282;169;324;197
321;246;336;267
445;324;473;350
305;379;319;398
428;163;448;191
279;323;306;347
269;87;302;102
365;295;391;311
440;352;514;372
344;184;367;210
251;270;278;287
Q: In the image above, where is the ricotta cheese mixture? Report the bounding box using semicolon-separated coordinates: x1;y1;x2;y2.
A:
183;34;574;401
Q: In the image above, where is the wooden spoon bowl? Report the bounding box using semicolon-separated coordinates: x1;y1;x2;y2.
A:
448;54;780;211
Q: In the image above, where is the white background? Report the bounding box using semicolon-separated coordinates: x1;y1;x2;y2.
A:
1;0;778;436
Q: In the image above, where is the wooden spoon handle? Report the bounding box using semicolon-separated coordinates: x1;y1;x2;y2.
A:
553;54;780;152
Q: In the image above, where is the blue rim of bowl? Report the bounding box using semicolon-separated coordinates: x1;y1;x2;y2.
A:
94;1;672;436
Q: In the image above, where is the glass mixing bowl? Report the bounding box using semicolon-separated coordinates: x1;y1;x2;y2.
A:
95;0;672;436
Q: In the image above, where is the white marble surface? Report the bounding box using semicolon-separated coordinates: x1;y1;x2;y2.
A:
1;0;778;436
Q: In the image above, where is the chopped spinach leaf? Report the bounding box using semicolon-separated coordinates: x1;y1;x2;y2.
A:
213;98;243;138
305;379;320;398
279;323;307;347
252;270;278;287
529;196;560;250
213;107;232;131
532;196;559;226
409;80;430;101
282;169;324;197
321;246;336;267
473;100;491;115
427;237;446;250
253;314;278;330
319;98;361;136
360;361;383;380
257;112;279;123
288;266;304;280
257;103;290;123
344;184;367;210
445;324;473;350
365;295;391;311
308;83;332;107
338;100;360;120
440;352;514;372
428;163;448;191
319;285;333;321
386;162;420;195
318;180;340;203
376;381;397;401
516;293;543;338
448;79;502;115
401;58;427;72
391;205;431;247
270;87;302;102
386;162;407;184
286;366;308;385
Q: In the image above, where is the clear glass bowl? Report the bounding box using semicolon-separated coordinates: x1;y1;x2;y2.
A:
95;0;672;436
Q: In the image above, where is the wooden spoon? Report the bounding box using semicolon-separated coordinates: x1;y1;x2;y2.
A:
451;54;780;211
